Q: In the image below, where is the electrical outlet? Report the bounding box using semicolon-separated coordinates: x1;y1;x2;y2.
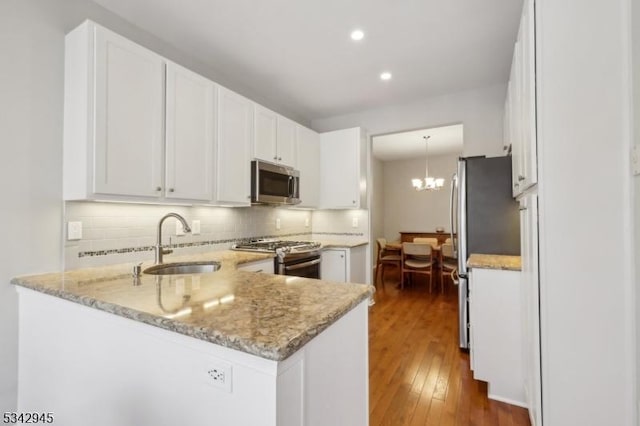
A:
276;218;281;230
352;217;359;228
204;361;232;393
191;220;201;235
633;145;640;176
304;217;310;228
176;220;186;236
67;221;82;240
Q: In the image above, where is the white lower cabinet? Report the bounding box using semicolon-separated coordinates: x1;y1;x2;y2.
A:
468;267;525;406
321;246;366;284
519;192;542;426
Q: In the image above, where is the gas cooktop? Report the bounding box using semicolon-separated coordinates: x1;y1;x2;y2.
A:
232;239;321;253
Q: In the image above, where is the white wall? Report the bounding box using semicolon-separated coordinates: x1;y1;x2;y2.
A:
381;153;459;241
536;0;635;424
370;158;384;264
311;84;506;158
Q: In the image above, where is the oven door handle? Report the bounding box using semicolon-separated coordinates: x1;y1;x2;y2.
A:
284;258;321;271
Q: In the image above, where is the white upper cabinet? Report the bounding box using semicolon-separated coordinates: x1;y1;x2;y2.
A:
320;127;367;209
276;115;297;166
253;104;278;162
295;125;320;208
165;62;216;201
215;87;253;206
505;0;537;197
64;21;217;203
64;21;165;201
253;104;297;167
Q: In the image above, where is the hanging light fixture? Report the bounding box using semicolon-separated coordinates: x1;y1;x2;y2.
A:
411;136;445;191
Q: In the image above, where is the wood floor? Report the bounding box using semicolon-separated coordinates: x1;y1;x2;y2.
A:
369;267;530;426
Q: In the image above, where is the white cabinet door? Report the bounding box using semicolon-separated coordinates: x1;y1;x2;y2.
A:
470;267;525;405
520;194;542;426
276;115;297;167
93;24;164;198
165;62;215;201
320;127;366;209
520;0;537;189
507;0;537;197
215;87;253;205
253;104;278;162
295;125;320;208
321;249;347;282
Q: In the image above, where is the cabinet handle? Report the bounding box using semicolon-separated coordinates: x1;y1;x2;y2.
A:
518;175;525;181
273;156;278;160
168;188;175;193
155;186;162;191
519;207;527;211
352;200;356;204
340;255;344;258
514;183;519;188
247;195;251;199
278;157;282;161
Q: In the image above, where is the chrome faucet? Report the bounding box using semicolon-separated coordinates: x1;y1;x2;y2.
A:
155;213;191;264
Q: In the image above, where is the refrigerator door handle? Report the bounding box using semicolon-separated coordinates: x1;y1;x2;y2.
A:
449;173;457;255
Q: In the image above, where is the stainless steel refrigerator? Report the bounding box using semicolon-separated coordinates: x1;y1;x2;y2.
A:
450;156;520;349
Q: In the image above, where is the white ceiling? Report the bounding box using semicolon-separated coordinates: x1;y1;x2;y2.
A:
92;0;523;122
372;124;463;161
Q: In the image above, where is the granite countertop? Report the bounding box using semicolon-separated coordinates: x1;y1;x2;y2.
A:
11;250;373;361
467;254;522;271
316;239;369;248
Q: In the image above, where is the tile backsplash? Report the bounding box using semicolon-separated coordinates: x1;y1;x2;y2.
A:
64;202;312;269
63;202;370;270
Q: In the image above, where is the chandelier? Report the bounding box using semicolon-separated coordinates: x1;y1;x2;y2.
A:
411;135;445;191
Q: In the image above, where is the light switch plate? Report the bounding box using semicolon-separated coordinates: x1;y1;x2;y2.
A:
276;218;281;230
191;220;201;235
633;145;640;176
304;217;310;228
352;217;359;228
67;221;82;240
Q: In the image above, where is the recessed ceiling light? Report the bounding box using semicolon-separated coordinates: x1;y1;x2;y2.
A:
380;72;392;81
350;29;364;41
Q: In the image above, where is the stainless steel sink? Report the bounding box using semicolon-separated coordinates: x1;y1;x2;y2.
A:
143;261;221;275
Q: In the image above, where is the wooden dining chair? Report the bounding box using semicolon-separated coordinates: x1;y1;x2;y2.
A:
439;242;457;293
375;238;401;288
401;242;434;291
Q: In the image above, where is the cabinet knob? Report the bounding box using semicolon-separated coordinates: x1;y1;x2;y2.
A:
352;200;356;204
278;157;282;161
168;188;175;193
273;156;277;160
155;186;162;191
340;255;344;258
247;195;251;199
518;175;525;181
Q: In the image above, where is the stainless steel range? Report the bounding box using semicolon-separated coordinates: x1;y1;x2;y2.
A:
232;239;322;278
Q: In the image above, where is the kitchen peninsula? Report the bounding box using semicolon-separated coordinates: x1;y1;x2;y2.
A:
12;250;372;426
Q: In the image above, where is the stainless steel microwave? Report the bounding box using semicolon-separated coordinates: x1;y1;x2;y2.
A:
251;160;301;205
